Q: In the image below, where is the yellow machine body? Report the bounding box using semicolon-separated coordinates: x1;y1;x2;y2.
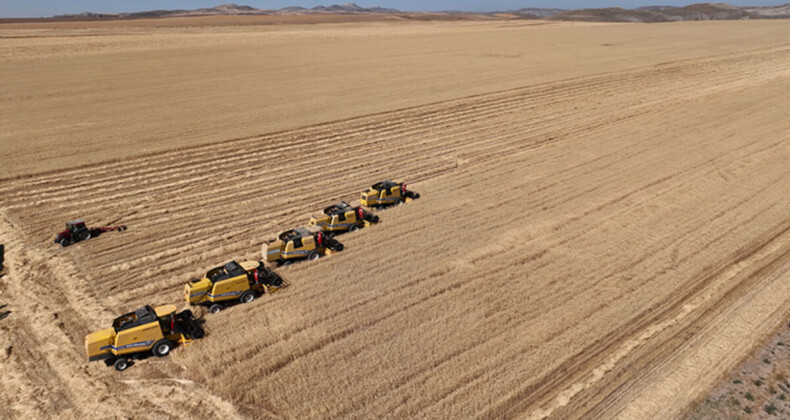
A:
264;226;323;263
309;201;368;233
85;304;181;361
185;261;259;305
360;180;410;207
185;260;281;308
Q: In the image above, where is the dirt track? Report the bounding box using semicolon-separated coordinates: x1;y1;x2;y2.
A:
0;18;789;419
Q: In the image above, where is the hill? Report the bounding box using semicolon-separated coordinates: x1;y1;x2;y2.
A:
550;3;753;22
48;2;790;22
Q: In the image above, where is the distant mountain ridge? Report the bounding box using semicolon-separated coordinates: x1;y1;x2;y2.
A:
542;3;753;22
52;2;790;22
56;3;401;19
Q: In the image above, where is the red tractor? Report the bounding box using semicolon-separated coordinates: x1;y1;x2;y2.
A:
54;219;126;247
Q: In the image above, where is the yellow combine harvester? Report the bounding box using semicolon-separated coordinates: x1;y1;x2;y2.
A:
309;201;379;234
360;180;420;208
264;226;344;266
184;260;283;314
85;304;204;371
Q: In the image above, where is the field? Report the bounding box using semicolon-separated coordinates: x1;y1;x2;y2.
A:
0;17;789;419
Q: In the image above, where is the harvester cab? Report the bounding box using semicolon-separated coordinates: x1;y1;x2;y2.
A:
309;201;379;234
360;180;420;208
264;226;344;266
84;304;204;371
185;260;283;314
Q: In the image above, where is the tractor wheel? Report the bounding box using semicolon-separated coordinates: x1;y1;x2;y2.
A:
209;304;222;314
282;260;293;267
371;215;380;223
240;291;255;304
78;230;91;241
349;225;360;233
334;243;345;252
152;339;173;357
114;358;129;371
59;238;71;247
307;251;320;261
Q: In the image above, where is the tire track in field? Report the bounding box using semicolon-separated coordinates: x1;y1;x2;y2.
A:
1;44;786;201
7;47;784;249
208;127;785;376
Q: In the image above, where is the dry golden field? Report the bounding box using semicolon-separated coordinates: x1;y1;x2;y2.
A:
0;17;789;420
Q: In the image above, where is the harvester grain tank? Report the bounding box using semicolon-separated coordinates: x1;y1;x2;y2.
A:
264;226;343;266
360;180;419;208
185;260;283;314
309;201;379;234
85;304;203;371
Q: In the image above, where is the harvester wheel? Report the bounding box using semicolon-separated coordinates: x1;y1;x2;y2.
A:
59;238;70;247
282;260;293;267
307;251;320;261
349;225;360;233
334;243;345;252
371;215;380;223
209;304;222;314
152;339;173;357
114;358;129;371
240;291;255;304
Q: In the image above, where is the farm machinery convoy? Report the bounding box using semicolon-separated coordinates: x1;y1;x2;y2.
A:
82;180;419;370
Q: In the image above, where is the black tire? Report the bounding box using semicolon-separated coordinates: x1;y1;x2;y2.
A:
59;238;70;247
349;225;360;233
371;215;380;223
413;192;420;199
334;243;344;252
78;230;91;241
209;304;222;314
282;260;293;267
240;290;255;304
152;339;173;357
307;251;320;261
114;358;129;371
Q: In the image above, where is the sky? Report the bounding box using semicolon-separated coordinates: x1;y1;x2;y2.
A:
0;1;786;18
